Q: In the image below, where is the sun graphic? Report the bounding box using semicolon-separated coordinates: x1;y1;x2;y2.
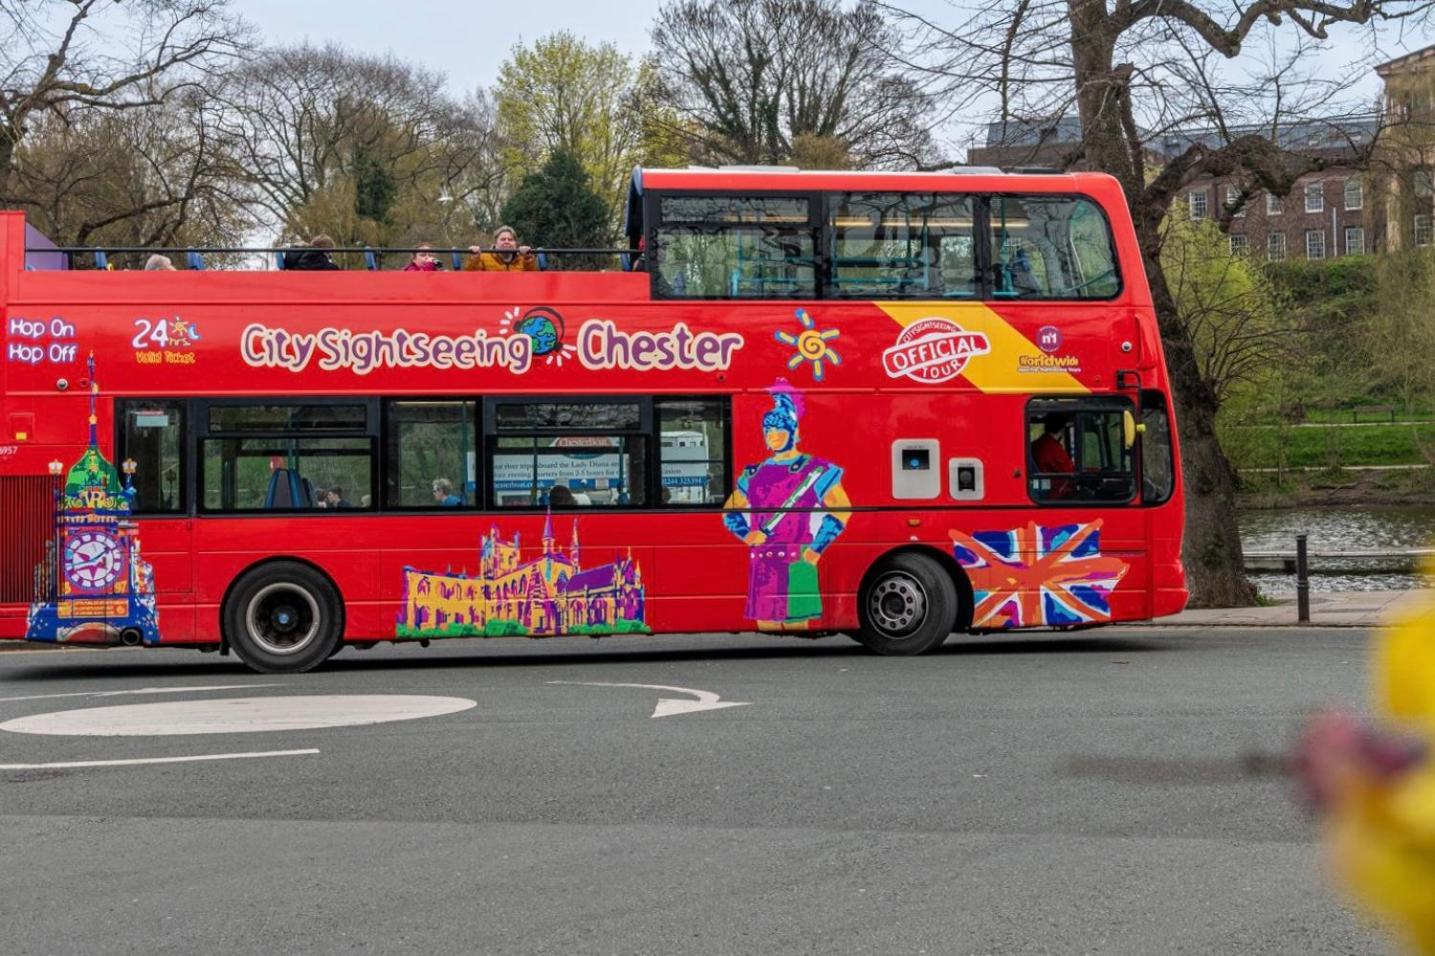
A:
774;308;841;381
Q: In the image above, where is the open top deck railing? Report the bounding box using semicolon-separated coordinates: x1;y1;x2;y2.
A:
22;246;641;273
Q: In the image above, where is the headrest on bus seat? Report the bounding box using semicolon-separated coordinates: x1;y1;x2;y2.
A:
93;251;109;270
536;250;548;271
364;247;377;271
263;468;310;509
274;251;286;271
187;251;205;270
451;251;463;271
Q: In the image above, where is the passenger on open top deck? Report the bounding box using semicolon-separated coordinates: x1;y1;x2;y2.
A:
464;225;537;272
284;234;341;271
403;244;443;272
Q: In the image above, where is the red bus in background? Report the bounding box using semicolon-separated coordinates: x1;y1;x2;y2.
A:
0;167;1186;673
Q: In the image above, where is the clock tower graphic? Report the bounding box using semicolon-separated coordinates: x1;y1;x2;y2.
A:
26;356;159;645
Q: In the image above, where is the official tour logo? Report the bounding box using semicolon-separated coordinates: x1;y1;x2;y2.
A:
1036;325;1062;353
881;317;991;384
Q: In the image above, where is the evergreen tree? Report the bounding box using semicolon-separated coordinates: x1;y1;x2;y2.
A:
352;143;397;224
501;149;611;268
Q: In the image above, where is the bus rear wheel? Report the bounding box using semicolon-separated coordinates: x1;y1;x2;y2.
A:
223;561;343;674
856;553;958;656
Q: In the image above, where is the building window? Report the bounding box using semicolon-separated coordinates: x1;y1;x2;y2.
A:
1226;186;1244;218
1344;179;1363;211
1228;234;1248;255
1415;170;1434;199
1306;229;1326;259
1416;215;1433;246
1344;227;1366;256
1268;233;1286;260
1266;193;1283;216
1188;189;1208;220
1305;182;1324;213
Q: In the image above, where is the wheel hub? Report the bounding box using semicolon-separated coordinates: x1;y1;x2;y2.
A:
246;584;320;655
869;572;927;636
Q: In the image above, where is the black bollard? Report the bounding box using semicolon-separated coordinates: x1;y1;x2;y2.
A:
1296;534;1310;623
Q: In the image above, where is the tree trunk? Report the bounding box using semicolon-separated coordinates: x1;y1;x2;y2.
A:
1145;252;1258;608
0;128;16;200
1068;0;1256;607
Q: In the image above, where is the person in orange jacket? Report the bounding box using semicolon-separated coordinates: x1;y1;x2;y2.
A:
463;225;538;272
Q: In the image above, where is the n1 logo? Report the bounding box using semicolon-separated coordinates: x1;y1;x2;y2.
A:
1036;325;1063;354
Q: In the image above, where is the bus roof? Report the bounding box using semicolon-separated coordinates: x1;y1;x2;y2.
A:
634;166;1112;194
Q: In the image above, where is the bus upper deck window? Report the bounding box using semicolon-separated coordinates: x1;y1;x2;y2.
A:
990;197;1120;300
653;195;817;299
826;193;977;299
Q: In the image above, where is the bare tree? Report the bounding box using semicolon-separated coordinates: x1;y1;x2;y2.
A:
650;0;943;169
10;87;246;254
0;0;249;189
880;0;1433;606
212;44;500;244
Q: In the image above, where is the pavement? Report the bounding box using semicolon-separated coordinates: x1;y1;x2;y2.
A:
0;626;1393;955
1154;588;1433;628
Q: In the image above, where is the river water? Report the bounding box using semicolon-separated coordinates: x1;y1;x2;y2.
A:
1238;506;1435;592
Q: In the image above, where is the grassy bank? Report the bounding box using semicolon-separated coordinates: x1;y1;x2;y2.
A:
1225;422;1435;470
1237;462;1435;509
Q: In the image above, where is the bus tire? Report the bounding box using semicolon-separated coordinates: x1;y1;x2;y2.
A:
223;561;343;674
856;552;958;656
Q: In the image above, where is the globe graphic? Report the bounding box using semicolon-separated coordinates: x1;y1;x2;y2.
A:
516;310;563;356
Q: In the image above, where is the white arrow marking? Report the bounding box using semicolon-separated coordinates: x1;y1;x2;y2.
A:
0;749;319;770
0;684;281;704
547;681;751;718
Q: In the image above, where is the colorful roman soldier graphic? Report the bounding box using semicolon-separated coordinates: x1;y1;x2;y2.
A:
27;357;159;645
722;381;850;630
397;511;646;638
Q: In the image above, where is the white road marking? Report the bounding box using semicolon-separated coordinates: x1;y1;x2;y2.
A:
0;695;477;737
0;684;281;704
547;681;751;718
0;749;320;770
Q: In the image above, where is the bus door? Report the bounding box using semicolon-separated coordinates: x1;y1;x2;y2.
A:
116;399;196;639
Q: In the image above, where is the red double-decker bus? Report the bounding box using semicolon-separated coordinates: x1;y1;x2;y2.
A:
0;167;1186;673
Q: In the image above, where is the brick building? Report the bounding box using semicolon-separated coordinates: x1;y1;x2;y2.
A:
1374;45;1435;251
969;116;1379;261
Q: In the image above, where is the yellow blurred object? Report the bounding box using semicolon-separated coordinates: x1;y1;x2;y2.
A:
1377;587;1435;731
1322;570;1435;954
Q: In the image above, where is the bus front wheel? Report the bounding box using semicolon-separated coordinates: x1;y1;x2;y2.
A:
223;561;343;674
856;552;958;656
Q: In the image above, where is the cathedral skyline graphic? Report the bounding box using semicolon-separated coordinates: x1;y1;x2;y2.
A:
398;510;646;638
27;357;159;645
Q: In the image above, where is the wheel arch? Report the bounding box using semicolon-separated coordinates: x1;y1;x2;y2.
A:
218;556;347;651
858;544;973;634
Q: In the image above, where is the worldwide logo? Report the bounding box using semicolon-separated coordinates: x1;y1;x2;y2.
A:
1036;325;1062;354
881;318;991;384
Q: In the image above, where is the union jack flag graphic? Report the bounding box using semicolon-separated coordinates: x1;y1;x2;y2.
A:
949;521;1129;629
